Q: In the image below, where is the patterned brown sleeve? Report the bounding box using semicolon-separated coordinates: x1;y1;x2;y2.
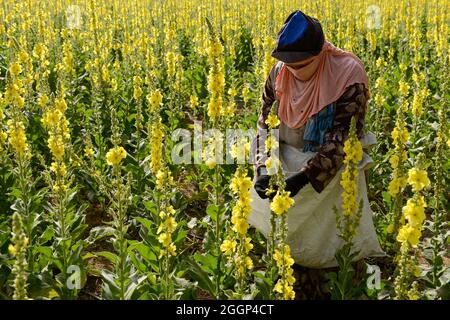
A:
301;83;369;193
254;63;279;176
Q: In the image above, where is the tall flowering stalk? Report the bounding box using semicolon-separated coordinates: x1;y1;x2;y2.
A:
394;160;430;299
328;117;364;300
221;166;254;298
146;88;179;299
204;19;226;299
387;108;409;237
264;110;296;300
393;70;431;299
5;57;37;278
101;108;135;300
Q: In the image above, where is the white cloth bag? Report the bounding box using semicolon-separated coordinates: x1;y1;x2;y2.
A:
249;135;385;268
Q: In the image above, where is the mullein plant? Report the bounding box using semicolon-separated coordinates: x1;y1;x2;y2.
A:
146;89;180;299
221;150;254;298
385;84;410;243
154;167;179;299
263;111;296;300
4;57;36;292
393;156;430;299
203;19;227;299
327;118;364;300
393;64;433;299
101;108;139;300
41;88;87;299
5;82;31;300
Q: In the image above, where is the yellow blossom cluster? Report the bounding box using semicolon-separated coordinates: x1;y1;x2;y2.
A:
5;59;26;108
340;134;363;216
133;75;143;100
147;89;163;113
41;96;71;192
206;37;225;121
273;244;296;300
156;168;177;258
411;88;430;117
388;117;409;196
396;169;430;247
270;190;295;216
106;146;127;166
407;168;430;193
222;168;254;279
6;119;29;156
149;121;164;173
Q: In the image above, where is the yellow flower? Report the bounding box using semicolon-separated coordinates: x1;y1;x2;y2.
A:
157;217;177;234
8;244;17;256
386;224;395;234
402;197;426;228
167;243;177;256
42;109;63;127
48;136;65;160
391;126;409;144
397;225;421;247
270;191;294;215
207;96;222;120
399;80;410;96
244;256;253;270
389;151;407;169
106;146;127;166
230;174;252;194
189;95;199;109
18;51;29;63
84;147;95;157
7;120;28;155
133;86;143;99
55;98;68;113
343;138;363;163
233;218;249;235
9;62;22;76
243;237;253;253
208;40;223;61
265;114;280;128
158;232;171;247
388;176;407;196
407;168;430;192
230;140;250;160
37;94;49;108
220;239;237;256
50;161;67;176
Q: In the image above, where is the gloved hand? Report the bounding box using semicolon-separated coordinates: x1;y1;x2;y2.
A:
285;171;309;197
254;175;276;199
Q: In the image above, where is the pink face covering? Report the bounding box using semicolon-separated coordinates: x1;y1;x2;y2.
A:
275;41;369;129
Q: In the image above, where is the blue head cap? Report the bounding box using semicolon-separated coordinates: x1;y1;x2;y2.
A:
272;10;325;63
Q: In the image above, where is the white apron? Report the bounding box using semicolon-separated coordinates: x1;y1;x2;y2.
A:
249;134;385;268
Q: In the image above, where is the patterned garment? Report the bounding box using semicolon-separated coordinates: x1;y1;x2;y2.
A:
255;62;369;193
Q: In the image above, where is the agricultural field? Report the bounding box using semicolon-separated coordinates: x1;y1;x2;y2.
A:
0;0;448;301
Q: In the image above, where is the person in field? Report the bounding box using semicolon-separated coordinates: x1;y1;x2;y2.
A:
249;10;385;297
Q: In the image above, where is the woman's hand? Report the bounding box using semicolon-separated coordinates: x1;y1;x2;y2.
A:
285;171;309;197
254;175;273;199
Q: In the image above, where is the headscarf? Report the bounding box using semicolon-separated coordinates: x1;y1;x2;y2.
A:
275;41;369;129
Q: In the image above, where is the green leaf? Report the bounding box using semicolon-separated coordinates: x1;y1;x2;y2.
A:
96;251;119;265
187;256;216;296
